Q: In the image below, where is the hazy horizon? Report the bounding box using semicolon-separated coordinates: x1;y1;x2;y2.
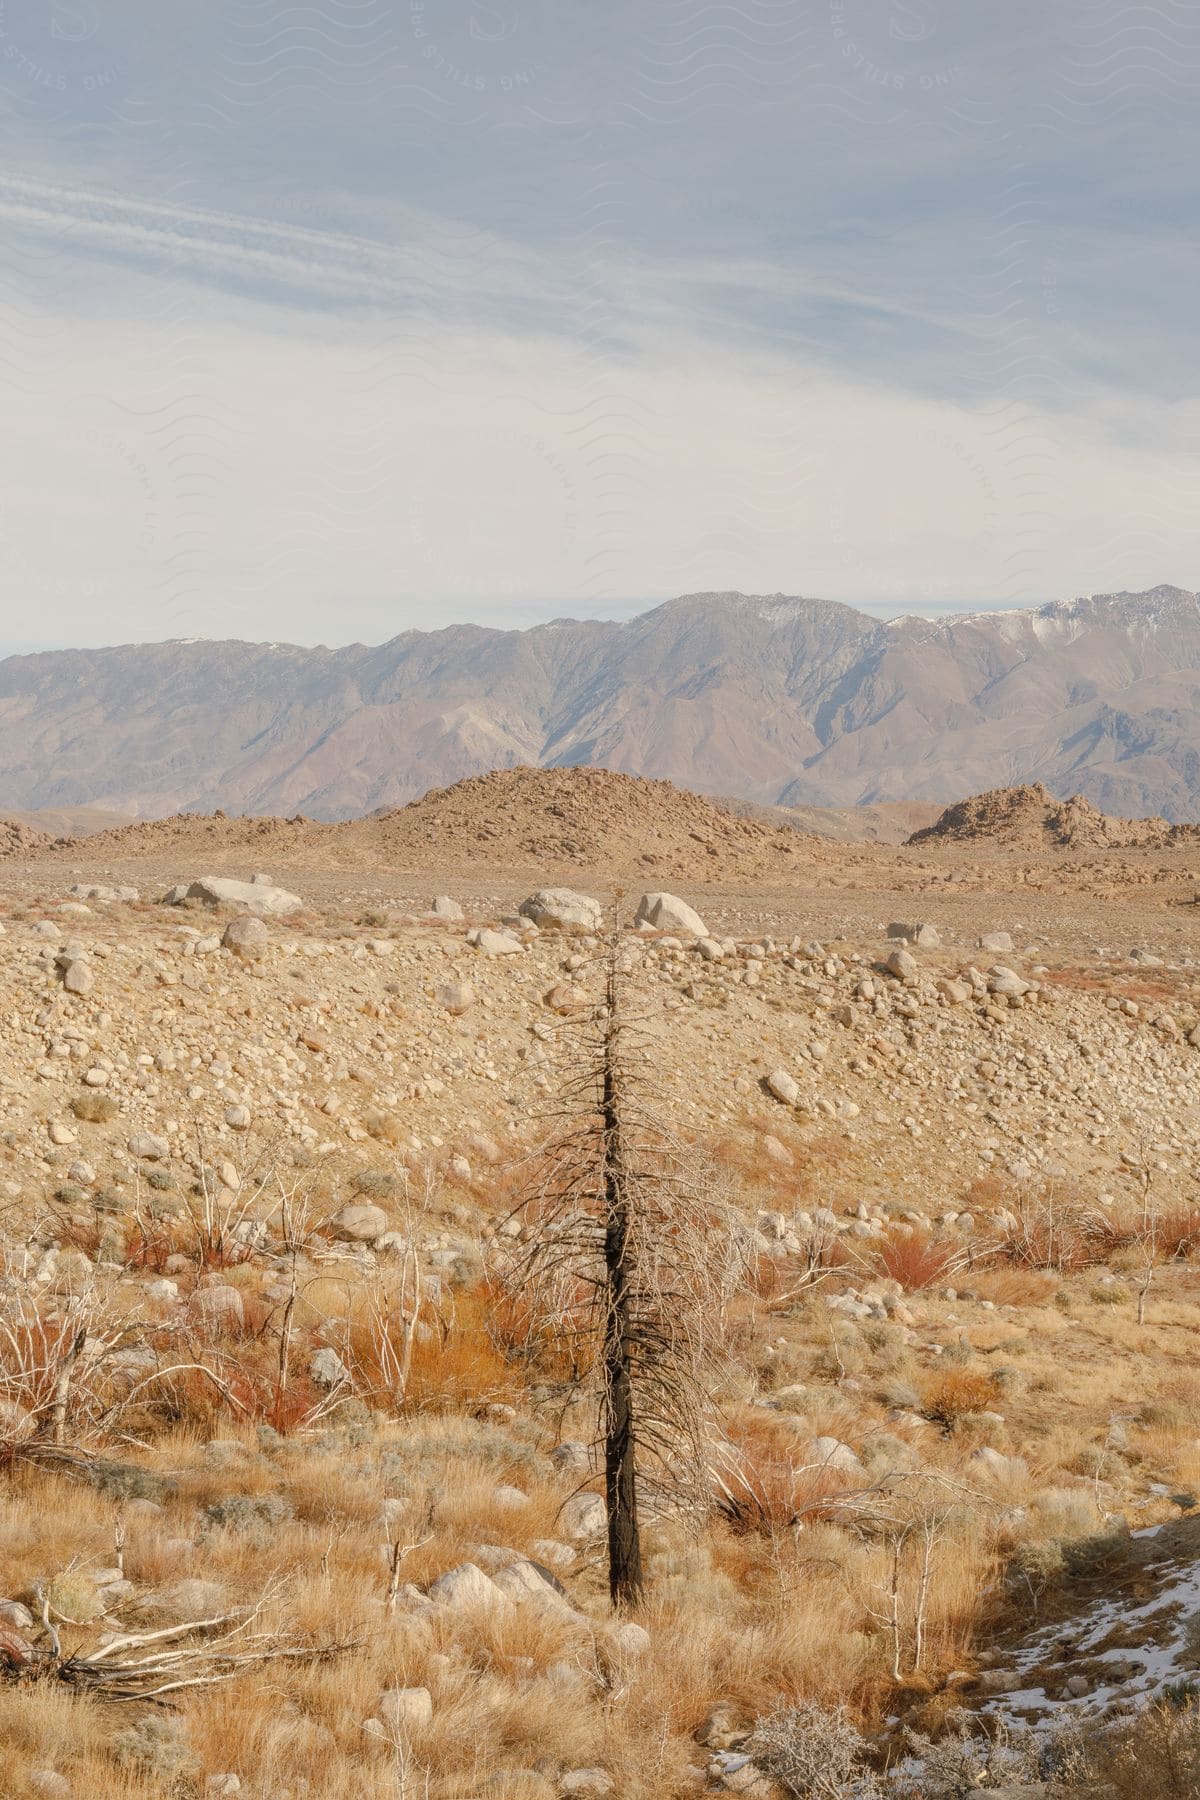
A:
0;585;1116;659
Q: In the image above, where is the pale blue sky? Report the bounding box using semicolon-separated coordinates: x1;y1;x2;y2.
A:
0;0;1198;651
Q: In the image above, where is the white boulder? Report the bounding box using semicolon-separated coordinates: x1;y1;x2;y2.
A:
178;877;302;916
634;892;708;937
518;888;603;931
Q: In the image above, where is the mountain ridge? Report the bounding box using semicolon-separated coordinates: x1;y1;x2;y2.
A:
2;586;1199;822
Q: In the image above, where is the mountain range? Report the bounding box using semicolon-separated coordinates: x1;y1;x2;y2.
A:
3;585;1200;822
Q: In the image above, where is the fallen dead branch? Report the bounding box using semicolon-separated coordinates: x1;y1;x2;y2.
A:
6;1579;356;1702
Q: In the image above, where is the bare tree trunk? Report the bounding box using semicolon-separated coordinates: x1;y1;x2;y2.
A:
49;1328;86;1445
601;961;643;1609
276;1278;296;1417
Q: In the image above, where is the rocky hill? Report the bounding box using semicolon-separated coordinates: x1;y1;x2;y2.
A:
909;782;1200;851
33;766;831;882
0;816;52;857
3;585;1200;820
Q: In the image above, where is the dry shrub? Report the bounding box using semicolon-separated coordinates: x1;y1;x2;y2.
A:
714;1419;860;1534
872;1226;958;1292
362;1109;403;1145
49;1214;103;1259
709;1127;806;1198
745;1253;786;1300
122;1216;178;1272
482;1273;586;1383
69;1091;119;1124
1151;1206;1200;1261
1092;1698;1200;1799
995;1195;1107;1273
968;1266;1056;1307
347;1282;522;1415
921;1367;1002;1429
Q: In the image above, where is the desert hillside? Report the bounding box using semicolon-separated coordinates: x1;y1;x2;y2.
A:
0;767;1198;1797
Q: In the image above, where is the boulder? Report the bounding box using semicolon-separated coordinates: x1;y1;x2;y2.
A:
766;1069;800;1107
978;931;1014;953
560;1492;607;1542
61;959;93;995
550;1441;592;1475
128;1133;170;1162
188;1285;244;1332
970;1446;1027;1481
377;1686;433;1733
543;982;590;1014
885;948;918;983
887;921;941;948
222;916;269;961
810;1436;864;1475
936;978;972;1005
518;888;603;931
634;892;709;937
429;895;463;921
331;1202;388;1242
988;966;1031;998
437;980;475;1015
561;1773;615;1798
427;1561;509;1612
309;1348;349;1388
475;928;523;957
491;1558;575;1614
178;877;302;916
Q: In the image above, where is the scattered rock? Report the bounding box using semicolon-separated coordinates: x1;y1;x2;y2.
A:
310;1348;349;1388
634;892;709;936
518;888;603;931
475;928;523;957
222;916;269;961
766;1069;800;1107
427;1561;509;1612
331;1202;388;1242
560;1772;615;1798
60;958;93;995
887;921;941;948
559;1492;607;1543
128;1133;170;1161
377;1686;433;1733
175;877;302;915
885;948;918;983
437;980;475;1014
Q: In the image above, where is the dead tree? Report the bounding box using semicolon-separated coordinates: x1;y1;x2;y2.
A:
503;932;736;1608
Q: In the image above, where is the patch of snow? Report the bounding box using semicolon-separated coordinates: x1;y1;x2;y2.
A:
981;1525;1200;1730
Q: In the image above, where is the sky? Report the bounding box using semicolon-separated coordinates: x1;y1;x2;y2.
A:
0;0;1198;653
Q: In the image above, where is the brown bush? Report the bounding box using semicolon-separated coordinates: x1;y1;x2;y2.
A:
70;1091;119;1124
714;1419;859;1534
921;1367;1002;1429
872;1226;958;1292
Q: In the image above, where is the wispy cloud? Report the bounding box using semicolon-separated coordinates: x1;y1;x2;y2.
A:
0;2;1198;646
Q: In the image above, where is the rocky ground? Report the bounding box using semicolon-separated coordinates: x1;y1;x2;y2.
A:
1;773;1199;1797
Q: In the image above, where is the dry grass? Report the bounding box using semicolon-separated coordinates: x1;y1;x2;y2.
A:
4;1103;1200;1792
